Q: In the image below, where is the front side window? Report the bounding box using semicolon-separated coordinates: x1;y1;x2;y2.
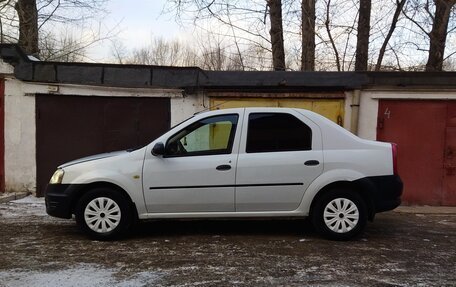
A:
246;113;312;153
166;114;239;157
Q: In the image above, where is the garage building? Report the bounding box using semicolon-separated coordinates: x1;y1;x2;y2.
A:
1;44;456;206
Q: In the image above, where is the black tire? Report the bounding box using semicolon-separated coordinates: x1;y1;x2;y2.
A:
75;188;133;240
311;189;367;241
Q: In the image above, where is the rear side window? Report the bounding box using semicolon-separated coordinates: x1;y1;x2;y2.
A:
246;113;312;153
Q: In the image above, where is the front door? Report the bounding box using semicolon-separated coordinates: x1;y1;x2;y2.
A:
143;113;242;213
235;110;324;211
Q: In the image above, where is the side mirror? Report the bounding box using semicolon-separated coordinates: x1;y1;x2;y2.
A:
152;142;165;156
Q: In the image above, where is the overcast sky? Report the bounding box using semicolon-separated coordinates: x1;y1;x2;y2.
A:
89;0;188;61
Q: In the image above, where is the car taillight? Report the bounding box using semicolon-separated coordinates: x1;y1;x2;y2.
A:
391;143;398;175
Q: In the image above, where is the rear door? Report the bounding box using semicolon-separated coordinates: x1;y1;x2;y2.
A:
235;109;323;211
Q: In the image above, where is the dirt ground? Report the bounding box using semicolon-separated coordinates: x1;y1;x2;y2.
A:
0;197;455;287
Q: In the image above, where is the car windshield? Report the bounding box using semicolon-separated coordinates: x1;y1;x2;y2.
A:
126;115;196;152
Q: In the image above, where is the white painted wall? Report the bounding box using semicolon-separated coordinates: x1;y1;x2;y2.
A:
0;60;14;75
358;91;379;140
4;78;36;193
170;92;206;126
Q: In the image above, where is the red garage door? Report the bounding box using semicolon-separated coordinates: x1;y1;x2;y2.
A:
377;100;456;206
36;95;170;197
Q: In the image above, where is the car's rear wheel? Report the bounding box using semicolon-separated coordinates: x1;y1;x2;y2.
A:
311;189;367;240
75;188;132;240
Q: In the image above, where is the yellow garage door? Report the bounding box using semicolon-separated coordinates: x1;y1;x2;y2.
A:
210;98;344;125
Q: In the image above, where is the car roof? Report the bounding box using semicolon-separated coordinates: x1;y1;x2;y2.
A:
196;107;304;115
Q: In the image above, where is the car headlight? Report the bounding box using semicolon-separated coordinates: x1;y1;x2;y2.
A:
49;169;64;184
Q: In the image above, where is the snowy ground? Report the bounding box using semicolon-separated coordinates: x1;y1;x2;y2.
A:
0;264;163;287
0;196;455;286
0;196;47;219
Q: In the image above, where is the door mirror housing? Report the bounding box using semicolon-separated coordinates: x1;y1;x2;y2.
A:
152;142;165;156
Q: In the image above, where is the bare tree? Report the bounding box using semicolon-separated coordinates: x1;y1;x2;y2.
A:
267;0;286;70
375;0;406;71
127;38;199;67
403;0;456;71
425;0;456;71
110;39;128;64
15;0;38;55
1;0;108;59
165;0;284;70
1;0;20;43
39;30;86;61
355;0;371;71
322;0;341;71
38;25;116;62
301;0;315;71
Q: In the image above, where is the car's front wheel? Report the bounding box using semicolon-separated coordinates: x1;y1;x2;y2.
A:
75;188;132;240
311;189;367;240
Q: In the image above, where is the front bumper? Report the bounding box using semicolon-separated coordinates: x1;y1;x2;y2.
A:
45;184;84;219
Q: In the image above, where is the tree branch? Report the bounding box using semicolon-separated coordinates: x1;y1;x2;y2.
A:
324;0;341;71
375;0;406;71
38;0;60;30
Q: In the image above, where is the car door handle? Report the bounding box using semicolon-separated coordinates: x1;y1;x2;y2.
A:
216;164;232;171
304;160;320;166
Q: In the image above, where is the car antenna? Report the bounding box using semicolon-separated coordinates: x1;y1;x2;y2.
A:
193;100;233;115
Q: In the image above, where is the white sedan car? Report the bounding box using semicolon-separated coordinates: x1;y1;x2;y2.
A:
45;108;402;240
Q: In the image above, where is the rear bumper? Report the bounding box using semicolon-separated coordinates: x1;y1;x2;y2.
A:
45;184;84;219
355;175;403;214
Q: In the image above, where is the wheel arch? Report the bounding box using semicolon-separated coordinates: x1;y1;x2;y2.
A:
70;181;138;220
309;180;376;221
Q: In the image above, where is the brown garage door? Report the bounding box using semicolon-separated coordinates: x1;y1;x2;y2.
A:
377;100;456;206
36;94;170;196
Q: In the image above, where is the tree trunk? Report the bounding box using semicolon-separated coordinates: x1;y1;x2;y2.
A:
355;0;371;71
267;0;286;71
301;0;315;71
15;0;39;56
425;0;456;72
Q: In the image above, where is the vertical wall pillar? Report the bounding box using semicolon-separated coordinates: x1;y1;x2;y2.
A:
350;90;361;135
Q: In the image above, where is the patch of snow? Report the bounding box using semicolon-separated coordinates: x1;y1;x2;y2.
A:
11;196;45;204
0;264;163;287
366;276;409;287
0;196;47;218
379;268;407;272
437;220;456;227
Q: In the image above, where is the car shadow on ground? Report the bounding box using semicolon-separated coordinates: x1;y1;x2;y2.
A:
129;218;316;239
45;213;403;241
